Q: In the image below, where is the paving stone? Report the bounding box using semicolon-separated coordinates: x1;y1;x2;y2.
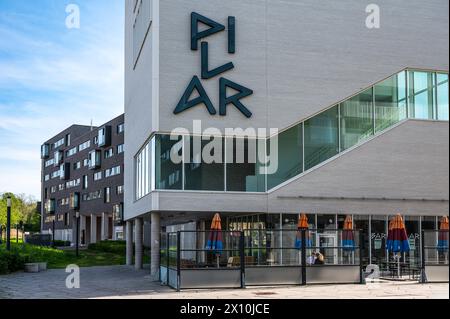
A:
0;265;448;299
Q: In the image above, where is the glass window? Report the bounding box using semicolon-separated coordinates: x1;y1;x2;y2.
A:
409;71;435;120
304;106;339;170
422;216;437;231
225;137;266;192
375;71;407;132
267;124;303;189
422;216;439;264
104;187;111;203
404;216;420;267
281;214;299;265
104;148;114;159
354;215;369;266
371;215;387;266
155;134;182;190
340;88;374;150
185;136;224;191
317;214;336;230
436;73;449;120
337;214;348;229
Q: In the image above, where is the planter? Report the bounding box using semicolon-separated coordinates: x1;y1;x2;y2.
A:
38;262;48;272
24;263;39;273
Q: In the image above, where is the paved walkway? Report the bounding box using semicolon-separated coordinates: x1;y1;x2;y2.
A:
0;265;448;299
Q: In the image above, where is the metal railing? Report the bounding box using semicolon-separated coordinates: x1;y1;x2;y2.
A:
160;229;364;290
420;230;449;283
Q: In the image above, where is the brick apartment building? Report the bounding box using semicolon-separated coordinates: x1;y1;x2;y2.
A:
40;114;125;245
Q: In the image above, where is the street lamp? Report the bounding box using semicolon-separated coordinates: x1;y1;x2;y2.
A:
75;211;80;257
20;221;24;243
52;217;56;248
6;196;11;251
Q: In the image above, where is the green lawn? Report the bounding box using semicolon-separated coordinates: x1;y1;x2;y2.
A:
0;241;150;273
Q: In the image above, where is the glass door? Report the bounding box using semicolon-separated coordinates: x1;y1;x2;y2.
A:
318;233;338;265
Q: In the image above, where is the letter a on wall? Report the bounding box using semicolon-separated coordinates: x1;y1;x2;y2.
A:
174;76;216;115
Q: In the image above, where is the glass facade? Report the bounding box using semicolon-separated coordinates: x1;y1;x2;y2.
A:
340;88;373;150
155;134;182;190
226;137;265;192
135;143;150;199
184;136;224;191
136;69;448;194
304;106;339;170
375;71;407;132
409;71;435;120
267;124;303;189
226;213;447;268
437;73;449;120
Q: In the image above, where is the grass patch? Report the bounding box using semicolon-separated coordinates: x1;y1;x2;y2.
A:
1;241;150;274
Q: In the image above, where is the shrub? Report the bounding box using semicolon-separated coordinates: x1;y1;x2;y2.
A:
53;240;71;247
88;240;126;254
0;259;8;274
0;248;28;274
0;243;66;274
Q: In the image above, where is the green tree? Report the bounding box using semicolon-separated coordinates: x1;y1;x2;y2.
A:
0;193;39;230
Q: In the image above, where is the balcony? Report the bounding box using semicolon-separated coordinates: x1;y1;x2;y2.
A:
98;125;112;147
59;163;70;180
113;203;124;226
88;150;102;170
41;144;50;159
70;192;80;210
45;199;56;214
53;150;63;167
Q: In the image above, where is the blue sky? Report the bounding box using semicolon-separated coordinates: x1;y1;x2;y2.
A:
0;0;124;199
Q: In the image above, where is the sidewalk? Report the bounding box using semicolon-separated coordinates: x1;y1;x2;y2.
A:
0;265;447;299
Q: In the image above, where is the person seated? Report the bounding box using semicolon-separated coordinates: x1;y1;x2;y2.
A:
314;252;325;265
307;251;316;265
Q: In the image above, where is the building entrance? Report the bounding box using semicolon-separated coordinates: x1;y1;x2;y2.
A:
317;233;338;265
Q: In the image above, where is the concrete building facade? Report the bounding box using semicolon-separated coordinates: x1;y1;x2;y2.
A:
124;0;449;279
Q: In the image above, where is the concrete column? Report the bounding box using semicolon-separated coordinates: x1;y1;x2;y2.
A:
126;220;133;266
90;214;97;244
150;212;161;280
101;212;109;241
135;218;143;270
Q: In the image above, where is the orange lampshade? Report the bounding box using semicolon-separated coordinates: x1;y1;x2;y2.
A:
210;213;222;230
297;213;309;229
440;216;449;231
343;215;353;230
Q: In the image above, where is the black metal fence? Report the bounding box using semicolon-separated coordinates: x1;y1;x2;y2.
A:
160;229;364;290
24;234;52;246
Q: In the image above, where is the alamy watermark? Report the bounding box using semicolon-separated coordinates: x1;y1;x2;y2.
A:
167;121;279;175
366;4;380;29
65;4;80;29
65;264;80;289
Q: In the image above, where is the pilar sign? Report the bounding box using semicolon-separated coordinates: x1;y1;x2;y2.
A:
174;12;254;118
